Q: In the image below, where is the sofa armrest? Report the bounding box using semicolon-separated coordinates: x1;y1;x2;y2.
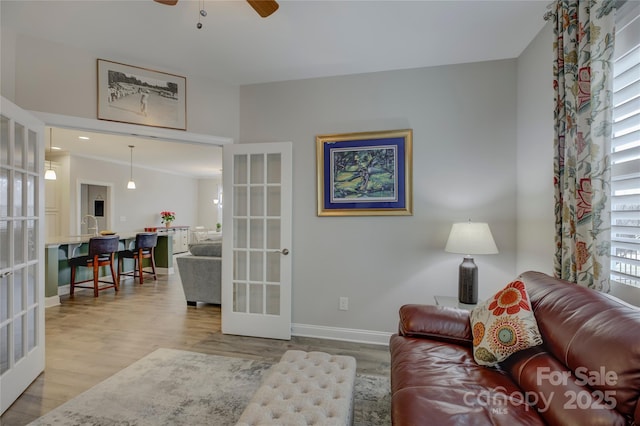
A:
398;304;472;346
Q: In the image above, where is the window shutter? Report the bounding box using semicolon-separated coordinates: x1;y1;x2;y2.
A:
611;2;640;287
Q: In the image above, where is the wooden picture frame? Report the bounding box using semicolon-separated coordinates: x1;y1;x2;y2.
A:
97;59;186;130
316;129;413;216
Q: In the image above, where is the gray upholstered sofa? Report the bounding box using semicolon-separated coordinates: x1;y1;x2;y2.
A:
176;242;221;306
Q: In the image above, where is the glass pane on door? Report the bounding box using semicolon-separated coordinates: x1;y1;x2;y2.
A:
0;220;8;269
13;315;23;361
14;221;24;265
249;284;263;314
267;187;281;216
27;130;37;173
267;154;281;184
0;115;9;165
14;172;23;217
234;283;247;312
28;308;36;351
14;122;24;169
266;251;280;282
250;154;264;184
266;285;280;315
0;324;8;374
0;169;7;218
234;155;247;184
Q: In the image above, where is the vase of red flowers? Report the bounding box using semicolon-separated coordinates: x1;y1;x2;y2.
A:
161;211;176;228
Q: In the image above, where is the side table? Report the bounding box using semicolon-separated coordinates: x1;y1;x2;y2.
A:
434;295;478;311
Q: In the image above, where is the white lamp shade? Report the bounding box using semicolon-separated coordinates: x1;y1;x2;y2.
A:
44;169;57;180
445;222;499;255
127;180;136;189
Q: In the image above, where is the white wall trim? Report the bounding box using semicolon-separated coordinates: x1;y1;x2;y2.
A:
292;323;392;346
57;284;70;296
45;295;60;308
156;267;175;275
30;111;234;146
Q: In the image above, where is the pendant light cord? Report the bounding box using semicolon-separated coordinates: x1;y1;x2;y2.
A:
129;145;134;180
49;128;53;169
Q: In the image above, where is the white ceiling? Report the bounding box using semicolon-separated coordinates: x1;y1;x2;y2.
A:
48;127;223;178
3;0;549;177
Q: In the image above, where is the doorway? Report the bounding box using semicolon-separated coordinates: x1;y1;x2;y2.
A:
79;182;112;235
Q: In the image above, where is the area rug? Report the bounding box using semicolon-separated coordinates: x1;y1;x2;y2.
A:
29;348;391;426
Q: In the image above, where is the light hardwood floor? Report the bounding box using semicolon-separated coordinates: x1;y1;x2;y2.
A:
1;265;391;426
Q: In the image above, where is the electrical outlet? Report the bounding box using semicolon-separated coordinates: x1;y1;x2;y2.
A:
339;297;349;311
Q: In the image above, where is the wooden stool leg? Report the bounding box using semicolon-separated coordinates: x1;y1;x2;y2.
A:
137;250;144;285
110;254;118;292
92;259;99;297
150;250;157;281
117;255;123;287
70;265;76;296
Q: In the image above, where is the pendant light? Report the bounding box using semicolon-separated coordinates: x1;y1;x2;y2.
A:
127;145;136;189
44;128;57;180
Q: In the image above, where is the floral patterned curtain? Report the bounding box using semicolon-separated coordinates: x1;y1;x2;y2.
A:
552;0;616;291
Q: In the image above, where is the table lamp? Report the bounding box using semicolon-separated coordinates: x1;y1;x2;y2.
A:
445;221;498;304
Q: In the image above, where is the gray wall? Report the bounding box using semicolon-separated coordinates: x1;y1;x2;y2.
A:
59;155;199;235
240;60;519;334
2;31;240;141
515;23;555;275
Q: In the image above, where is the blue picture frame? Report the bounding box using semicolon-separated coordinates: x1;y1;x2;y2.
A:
316;129;413;216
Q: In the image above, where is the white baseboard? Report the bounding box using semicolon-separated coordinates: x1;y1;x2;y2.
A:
292;323;392;346
45;295;60;308
156;267;174;275
57;284;70;296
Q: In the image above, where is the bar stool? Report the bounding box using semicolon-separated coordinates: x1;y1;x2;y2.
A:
117;232;158;285
69;235;120;297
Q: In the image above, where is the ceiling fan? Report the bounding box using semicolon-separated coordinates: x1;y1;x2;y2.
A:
154;0;279;18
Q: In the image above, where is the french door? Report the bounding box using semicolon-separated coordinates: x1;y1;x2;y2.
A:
0;97;46;414
221;142;292;340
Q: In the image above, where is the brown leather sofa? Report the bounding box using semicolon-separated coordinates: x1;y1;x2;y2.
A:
390;271;640;425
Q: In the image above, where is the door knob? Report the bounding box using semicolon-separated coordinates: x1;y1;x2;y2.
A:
269;248;289;255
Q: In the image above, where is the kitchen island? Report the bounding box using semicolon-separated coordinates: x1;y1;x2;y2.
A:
44;232;178;305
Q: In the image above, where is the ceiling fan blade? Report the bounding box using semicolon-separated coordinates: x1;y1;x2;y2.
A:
154;0;178;5
247;0;279;18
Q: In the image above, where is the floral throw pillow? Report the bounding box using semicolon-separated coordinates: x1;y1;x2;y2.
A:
470;280;543;367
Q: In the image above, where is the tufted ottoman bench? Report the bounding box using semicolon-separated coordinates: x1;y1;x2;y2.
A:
236;350;357;426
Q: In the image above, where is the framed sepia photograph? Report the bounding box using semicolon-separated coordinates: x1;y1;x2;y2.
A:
97;59;186;130
316;129;413;216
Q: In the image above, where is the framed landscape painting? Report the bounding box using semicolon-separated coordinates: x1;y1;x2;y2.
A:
316;129;413;216
97;59;187;130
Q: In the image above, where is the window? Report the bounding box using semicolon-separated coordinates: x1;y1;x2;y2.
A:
611;1;640;287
